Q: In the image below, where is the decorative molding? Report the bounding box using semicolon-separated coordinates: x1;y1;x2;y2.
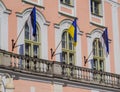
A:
54;24;60;29
0;1;11;15
105;0;120;7
90;22;106;28
78;31;83;36
3;9;11;15
22;0;45;9
58;11;77;19
86;33;91;38
15;12;23;18
44;21;50;26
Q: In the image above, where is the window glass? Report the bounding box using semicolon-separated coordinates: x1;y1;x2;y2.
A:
25;43;31;56
24;23;40;58
62;31;75;64
62;51;67;62
92;38;104;71
60;0;73;6
90;0;102;16
69;53;74;64
62;32;67;49
33;45;39;58
25;23;30;40
69;34;73;50
33;26;39;42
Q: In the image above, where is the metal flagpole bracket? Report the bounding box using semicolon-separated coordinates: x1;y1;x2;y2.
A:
83;49;93;66
84;56;87;66
50;40;62;60
12;39;15;51
50;48;55;59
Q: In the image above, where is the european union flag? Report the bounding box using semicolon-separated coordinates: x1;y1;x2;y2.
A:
101;28;109;56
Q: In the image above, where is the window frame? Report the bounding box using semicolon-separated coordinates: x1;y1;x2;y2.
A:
60;0;74;6
90;0;102;16
24;22;41;58
92;38;105;71
62;30;76;65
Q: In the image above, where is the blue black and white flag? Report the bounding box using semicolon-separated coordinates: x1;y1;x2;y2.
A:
27;7;36;38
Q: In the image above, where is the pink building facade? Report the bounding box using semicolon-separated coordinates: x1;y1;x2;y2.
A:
0;0;120;92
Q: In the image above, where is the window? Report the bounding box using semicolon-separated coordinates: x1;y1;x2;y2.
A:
24;23;40;58
90;0;102;16
92;38;104;71
62;31;75;65
60;0;73;6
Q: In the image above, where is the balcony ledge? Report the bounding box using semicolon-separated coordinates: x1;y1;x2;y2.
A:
0;49;120;91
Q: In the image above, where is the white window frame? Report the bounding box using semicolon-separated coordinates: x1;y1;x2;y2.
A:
22;0;43;8
60;0;74;6
90;0;103;16
62;31;75;65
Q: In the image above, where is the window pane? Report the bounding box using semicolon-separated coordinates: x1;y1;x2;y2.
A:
91;0;93;13
98;41;103;56
33;26;39;42
93;38;104;71
62;52;67;63
33;45;39;58
91;0;102;15
60;0;63;3
62;32;67;48
94;2;99;14
93;59;98;70
93;40;97;55
65;0;70;4
62;31;75;64
25;23;30;40
69;34;73;50
60;0;72;5
69;53;74;64
25;43;31;56
100;60;104;71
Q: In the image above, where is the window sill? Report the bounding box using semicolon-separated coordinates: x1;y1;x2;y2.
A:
60;2;74;7
22;0;45;9
58;11;77;19
91;12;103;18
90;22;106;28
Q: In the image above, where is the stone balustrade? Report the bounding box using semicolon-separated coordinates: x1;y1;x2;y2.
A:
0;49;119;90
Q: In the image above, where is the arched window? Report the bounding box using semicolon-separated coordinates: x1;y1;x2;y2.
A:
24;22;41;58
92;38;104;71
62;30;75;65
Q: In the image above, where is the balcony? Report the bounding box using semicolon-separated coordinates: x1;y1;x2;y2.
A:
0;49;120;91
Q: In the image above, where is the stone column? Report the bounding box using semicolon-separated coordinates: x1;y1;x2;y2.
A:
5;78;14;92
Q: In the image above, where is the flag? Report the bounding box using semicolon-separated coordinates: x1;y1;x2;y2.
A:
101;28;109;56
27;7;36;38
67;18;77;46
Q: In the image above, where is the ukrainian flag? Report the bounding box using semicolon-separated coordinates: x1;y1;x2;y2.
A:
67;19;77;46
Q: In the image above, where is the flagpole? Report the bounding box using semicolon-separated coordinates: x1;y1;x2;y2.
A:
84;49;93;66
84;28;109;66
12;23;26;51
11;9;32;51
50;39;62;59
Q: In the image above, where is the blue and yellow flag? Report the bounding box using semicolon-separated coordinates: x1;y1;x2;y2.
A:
67;19;77;46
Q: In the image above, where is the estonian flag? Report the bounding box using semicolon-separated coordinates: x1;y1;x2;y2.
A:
67;18;77;46
27;7;36;38
101;28;109;56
